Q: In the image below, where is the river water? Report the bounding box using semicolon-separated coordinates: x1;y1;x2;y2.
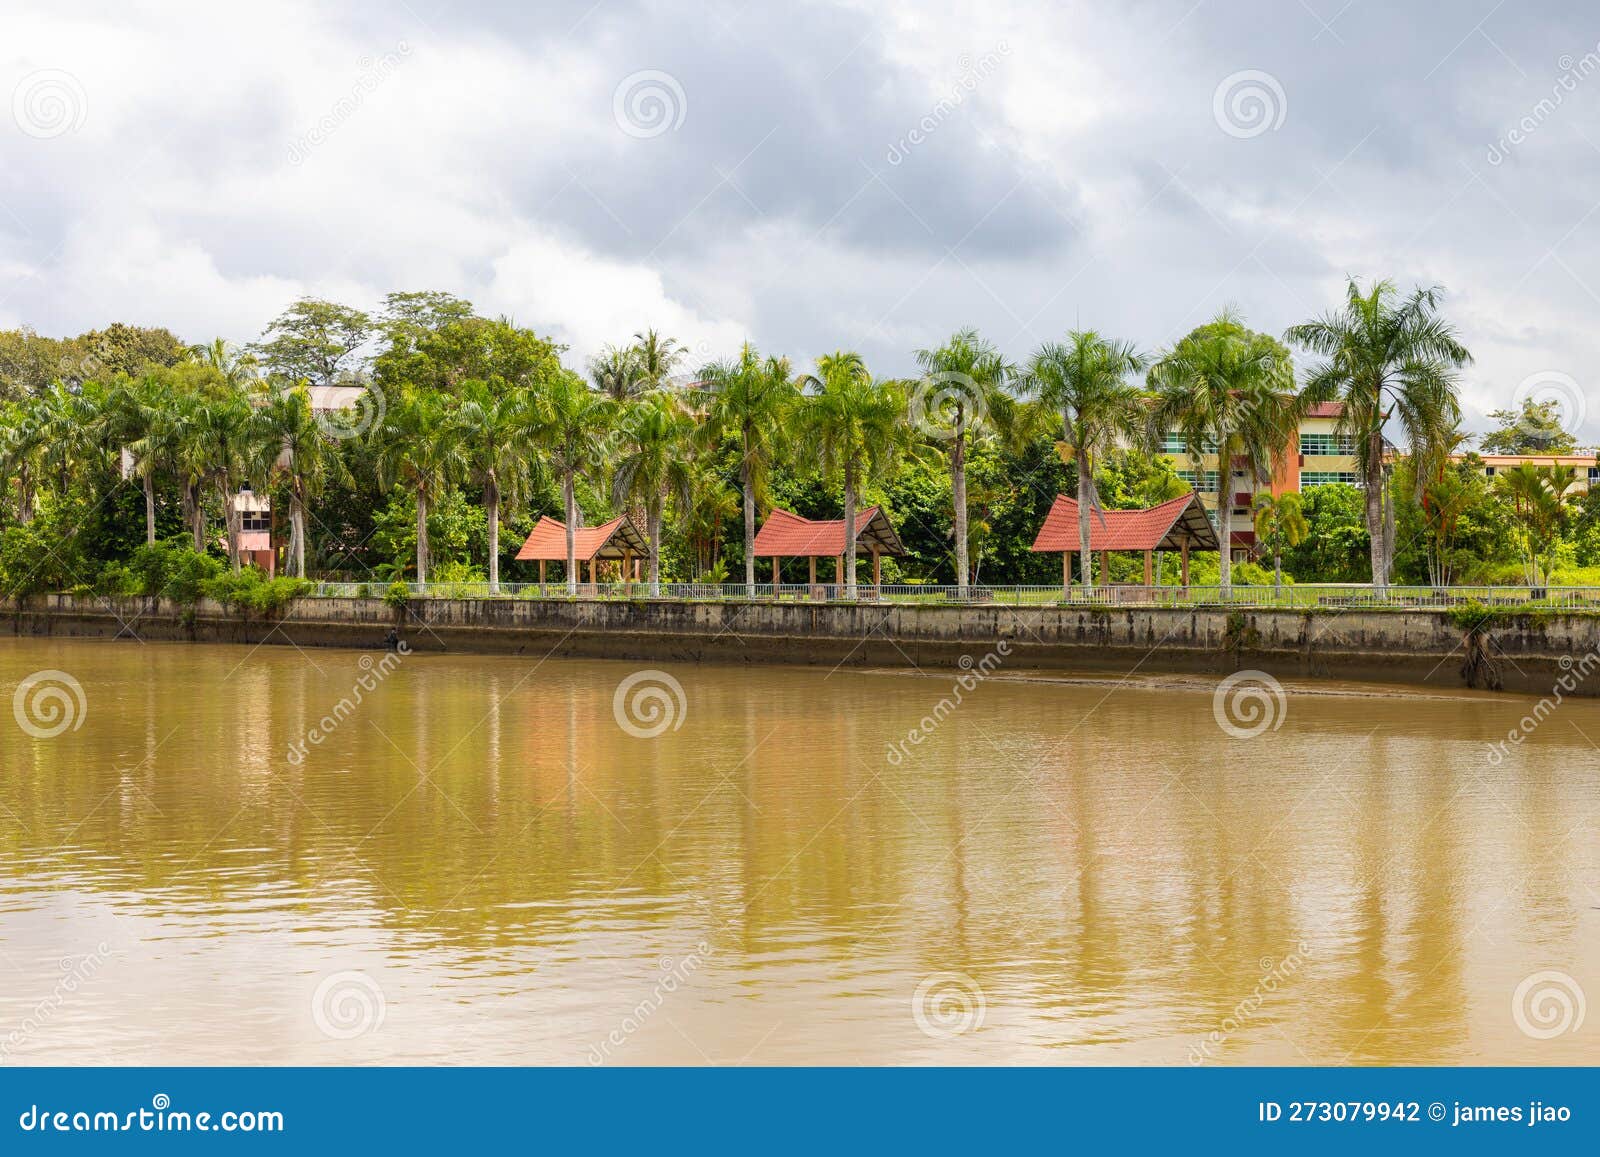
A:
0;637;1595;1064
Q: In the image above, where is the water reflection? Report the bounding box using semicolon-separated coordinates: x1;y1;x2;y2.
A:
0;638;1596;1064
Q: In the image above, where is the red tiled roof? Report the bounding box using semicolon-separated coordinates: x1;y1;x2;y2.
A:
1029;491;1220;552
751;506;907;556
1305;401;1344;418
515;515;648;562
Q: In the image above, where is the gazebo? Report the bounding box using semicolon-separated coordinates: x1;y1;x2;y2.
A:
1030;491;1219;590
751;505;908;587
515;514;651;585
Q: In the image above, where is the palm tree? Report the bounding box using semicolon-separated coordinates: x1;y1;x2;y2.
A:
795;351;913;598
695;344;797;597
373;390;460;583
631;328;686;389
912;328;1017;594
187;338;258;388
457;379;539;593
250;382;352;577
189;390;254;569
1020;332;1147;595
115;374;185;546
1251;492;1307;591
589;345;642;401
612;392;693;594
1496;463;1576;588
530;371;614;594
1285;279;1471;589
1147;313;1298;591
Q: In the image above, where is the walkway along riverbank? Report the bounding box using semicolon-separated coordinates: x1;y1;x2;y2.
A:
7;594;1600;696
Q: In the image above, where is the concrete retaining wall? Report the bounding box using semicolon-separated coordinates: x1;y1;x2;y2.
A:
6;594;1598;695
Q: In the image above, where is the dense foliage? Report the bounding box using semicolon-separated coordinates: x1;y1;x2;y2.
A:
1;280;1594;599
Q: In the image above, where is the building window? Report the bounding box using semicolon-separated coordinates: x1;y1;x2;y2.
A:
240;513;270;533
1299;471;1359;487
1588;467;1598;483
1484;466;1495;476
1160;432;1217;454
1175;469;1220;491
1300;432;1356;455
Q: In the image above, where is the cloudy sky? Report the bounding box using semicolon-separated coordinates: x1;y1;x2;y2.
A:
2;0;1598;439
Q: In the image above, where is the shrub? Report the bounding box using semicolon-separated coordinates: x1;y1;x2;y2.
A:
126;541;224;601
384;580;412;611
198;568;313;613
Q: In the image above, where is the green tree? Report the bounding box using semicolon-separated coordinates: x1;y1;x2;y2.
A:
612;392;694;593
1148;312;1298;591
189;390;255;569
1479;399;1578;455
1280;483;1368;582
696;344;797;596
530;371;614;594
372;390;461;582
912;328;1018;593
250;382;352;577
1285;279;1471;589
456;379;540;593
631;329;686;390
1020;331;1147;595
1252;492;1307;590
186;338;259;388
255;298;372;384
1496;463;1576;587
796;351;914;597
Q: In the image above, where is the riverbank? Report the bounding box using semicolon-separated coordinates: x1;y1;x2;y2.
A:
5;593;1592;696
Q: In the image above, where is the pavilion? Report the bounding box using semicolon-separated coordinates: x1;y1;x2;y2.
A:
515;514;651;585
751;505;908;587
1029;491;1219;590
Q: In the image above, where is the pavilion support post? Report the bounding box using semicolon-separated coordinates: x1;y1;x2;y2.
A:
1180;540;1190;589
539;559;547;591
1144;549;1153;588
836;555;844;588
871;547;881;591
772;555;780;592
809;556;817;585
622;548;632;590
1063;551;1071;594
1099;550;1110;588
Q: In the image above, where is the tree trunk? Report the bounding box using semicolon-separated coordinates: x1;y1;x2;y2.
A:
142;471;157;546
485;476;500;595
952;409;968;594
648;505;662;596
1274;551;1282;592
219;476;239;571
1365;429;1385;590
742;456;756;598
16;465;34;524
1381;475;1395;585
563;470;577;596
415;487;430;585
843;461;858;598
1076;445;1094;596
1215;429;1231;592
288;490;307;578
187;483;206;553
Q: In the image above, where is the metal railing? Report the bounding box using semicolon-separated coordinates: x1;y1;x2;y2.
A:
306;580;1600;610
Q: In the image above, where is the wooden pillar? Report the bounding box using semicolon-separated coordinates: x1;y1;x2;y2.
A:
539;559;547;587
836;555;844;582
588;558;596;586
622;547;631;585
1063;551;1071;593
772;555;780;588
1099;550;1110;587
871;547;881;588
809;556;817;585
1180;540;1190;588
1143;549;1153;588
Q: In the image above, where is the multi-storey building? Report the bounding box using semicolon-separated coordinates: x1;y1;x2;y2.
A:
1161;402;1359;559
1452;452;1600;494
